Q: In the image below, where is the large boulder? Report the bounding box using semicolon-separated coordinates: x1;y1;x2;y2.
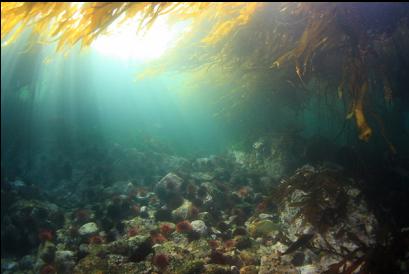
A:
154;173;184;209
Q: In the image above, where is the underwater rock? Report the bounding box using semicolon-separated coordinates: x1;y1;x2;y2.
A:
78;222;99;237
191;172;215;181
205;263;236;274
161;155;190;171
290;252;305;266
177;259;205;274
6;179;42;200
78;243;89;258
234;235;252;250
232;227;247;237
106;235;152;262
229;150;247;166
297;264;321;274
9;179;25;189
191;220;208;236
172;199;194;221
239;265;258;274
3;139;404;274
258;213;274;220
106;239;130;255
155;172;184;209
3;199;64;256
106;254;141;273
198;211;214;224
128;236;153;262
104;180;137;196
139;205;149;218
259;253;298;274
105;195;135;221
37;240;56;264
248;219;280;238
73;254;108;274
193;157;213;171
19;255;35;270
1;259;18;272
156;172;183;193
271;164;379;271
55;250;76;274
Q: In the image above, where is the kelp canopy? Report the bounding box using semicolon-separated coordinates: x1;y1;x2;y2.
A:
2;2;409;149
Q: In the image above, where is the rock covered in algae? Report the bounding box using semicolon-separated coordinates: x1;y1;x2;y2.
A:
176;260;205;274
248;219;280;237
73;255;108;274
55;250;76;274
172;199;194;220
37;241;56;264
191;220;208;236
155;172;184;209
78;222;99;237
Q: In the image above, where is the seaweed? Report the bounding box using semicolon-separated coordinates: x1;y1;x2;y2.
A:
282;233;314;255
271;168;350;235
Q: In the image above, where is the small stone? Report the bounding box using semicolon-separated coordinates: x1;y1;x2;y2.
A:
140;206;149;218
235;236;252;250
298;264;320;274
191;220;208;236
248;219;279;237
55;250;76;274
258;213;274;220
78;222;99;237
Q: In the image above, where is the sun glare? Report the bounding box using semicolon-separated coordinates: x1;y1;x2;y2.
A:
92;15;189;61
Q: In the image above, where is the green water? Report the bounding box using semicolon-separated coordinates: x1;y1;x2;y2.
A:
1;34;238;160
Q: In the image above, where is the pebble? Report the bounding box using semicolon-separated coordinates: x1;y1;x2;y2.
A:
191;220;208;236
78;222;99;237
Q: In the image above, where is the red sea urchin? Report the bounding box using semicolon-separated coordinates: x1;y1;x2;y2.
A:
152;253;170;269
160;223;175;235
208;239;221;250
88;235;105;244
38;229;53;242
40;264;56;274
150;230;167;244
127;226;139;237
176;220;192;233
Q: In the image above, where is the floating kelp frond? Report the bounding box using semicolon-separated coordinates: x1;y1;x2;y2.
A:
1;2;259;52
